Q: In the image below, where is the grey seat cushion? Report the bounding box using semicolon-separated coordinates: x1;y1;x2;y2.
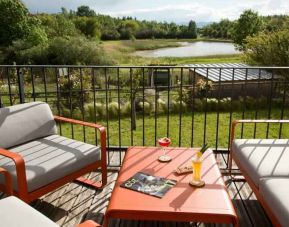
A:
232;139;289;187
0;101;57;149
259;177;289;227
0;196;58;227
0;135;101;192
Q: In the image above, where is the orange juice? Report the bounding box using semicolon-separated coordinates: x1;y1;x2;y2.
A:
192;157;202;182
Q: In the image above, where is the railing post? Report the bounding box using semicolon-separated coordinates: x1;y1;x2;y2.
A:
17;68;25;104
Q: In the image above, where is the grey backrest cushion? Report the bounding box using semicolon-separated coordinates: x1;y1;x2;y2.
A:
0;102;57;148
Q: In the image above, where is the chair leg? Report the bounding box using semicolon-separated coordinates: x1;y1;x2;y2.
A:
75;177;103;189
75;167;107;189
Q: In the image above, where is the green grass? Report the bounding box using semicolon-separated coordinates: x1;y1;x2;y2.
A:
59;108;289;149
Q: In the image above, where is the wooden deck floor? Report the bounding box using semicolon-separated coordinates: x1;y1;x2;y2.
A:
8;152;275;227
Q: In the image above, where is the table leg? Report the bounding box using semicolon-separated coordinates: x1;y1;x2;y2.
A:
102;215;109;227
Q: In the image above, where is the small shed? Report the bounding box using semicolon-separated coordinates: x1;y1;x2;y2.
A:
187;63;275;99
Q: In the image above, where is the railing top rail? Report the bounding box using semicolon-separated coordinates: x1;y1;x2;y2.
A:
0;65;289;69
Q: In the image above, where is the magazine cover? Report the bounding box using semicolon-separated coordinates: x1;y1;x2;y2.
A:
120;172;177;198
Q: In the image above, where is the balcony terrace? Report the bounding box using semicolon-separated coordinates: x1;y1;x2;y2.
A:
1;65;289;227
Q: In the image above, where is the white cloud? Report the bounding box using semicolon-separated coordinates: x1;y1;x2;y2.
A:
23;0;289;22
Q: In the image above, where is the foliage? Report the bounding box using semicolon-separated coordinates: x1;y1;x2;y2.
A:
74;17;101;39
172;101;187;113
39;14;78;38
232;10;263;50
76;5;96;17
138;101;151;114
196;79;213;98
121;101;131;116
47;36;112;65
244;29;289;72
201;19;235;39
58;70;91;111
0;0;34;45
108;102;120;118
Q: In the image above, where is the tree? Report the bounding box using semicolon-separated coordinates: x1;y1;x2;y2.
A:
76;5;96;17
244;29;289;71
187;20;197;39
39;14;79;38
74;17;101;39
119;20;139;39
121;69;144;130
0;0;32;45
233;10;263;50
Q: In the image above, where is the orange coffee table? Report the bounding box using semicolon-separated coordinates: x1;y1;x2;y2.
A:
103;147;238;227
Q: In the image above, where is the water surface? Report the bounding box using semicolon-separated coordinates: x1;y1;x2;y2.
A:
134;41;240;58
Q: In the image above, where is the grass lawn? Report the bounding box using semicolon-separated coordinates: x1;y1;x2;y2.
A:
59;108;289;150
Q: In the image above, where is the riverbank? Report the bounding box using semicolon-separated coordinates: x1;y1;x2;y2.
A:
101;39;242;65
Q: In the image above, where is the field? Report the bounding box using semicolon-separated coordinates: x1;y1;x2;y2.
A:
100;39;242;65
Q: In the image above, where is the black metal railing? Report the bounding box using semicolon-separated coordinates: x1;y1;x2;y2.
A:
1;65;289;168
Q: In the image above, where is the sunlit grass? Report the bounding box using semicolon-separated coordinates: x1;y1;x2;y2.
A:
59;108;289;150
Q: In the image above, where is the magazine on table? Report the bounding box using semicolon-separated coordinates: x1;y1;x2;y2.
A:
120;172;177;198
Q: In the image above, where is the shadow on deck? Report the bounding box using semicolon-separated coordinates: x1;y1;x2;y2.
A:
5;152;274;227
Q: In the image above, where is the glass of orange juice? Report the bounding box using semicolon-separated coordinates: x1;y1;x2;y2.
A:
192;157;202;182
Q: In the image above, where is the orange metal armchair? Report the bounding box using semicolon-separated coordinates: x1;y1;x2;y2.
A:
0;102;107;203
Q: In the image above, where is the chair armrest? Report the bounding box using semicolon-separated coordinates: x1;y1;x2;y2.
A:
76;220;101;227
54;116;105;131
0;148;28;199
230;119;289;144
229;119;289;170
54;116;107;167
0;167;13;196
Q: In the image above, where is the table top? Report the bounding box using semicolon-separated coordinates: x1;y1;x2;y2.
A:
106;146;237;224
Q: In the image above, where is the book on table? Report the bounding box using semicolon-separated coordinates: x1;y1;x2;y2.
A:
120;172;177;198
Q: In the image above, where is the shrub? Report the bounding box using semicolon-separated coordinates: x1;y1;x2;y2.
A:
47;36;114;65
58;70;91;111
192;98;204;112
138;101;151;114
231;100;242;111
95;102;106;119
121;101;131;116
196;79;213;98
108;102;119;118
172;101;187;113
84;102;106;120
207;98;218;111
157;98;166;114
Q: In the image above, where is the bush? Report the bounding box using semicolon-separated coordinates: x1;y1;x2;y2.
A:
193;99;204;111
108;102;119;118
84;102;106;120
121;101;131;116
207;98;218;111
48;36;113;65
172;101;187;113
58;70;91;110
196;79;213;98
138;101;151;114
157;98;166;114
95;103;106;119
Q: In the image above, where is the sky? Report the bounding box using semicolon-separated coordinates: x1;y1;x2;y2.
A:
23;0;289;23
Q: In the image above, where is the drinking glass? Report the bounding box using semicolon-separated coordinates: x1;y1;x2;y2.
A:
158;137;171;162
192;157;202;182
